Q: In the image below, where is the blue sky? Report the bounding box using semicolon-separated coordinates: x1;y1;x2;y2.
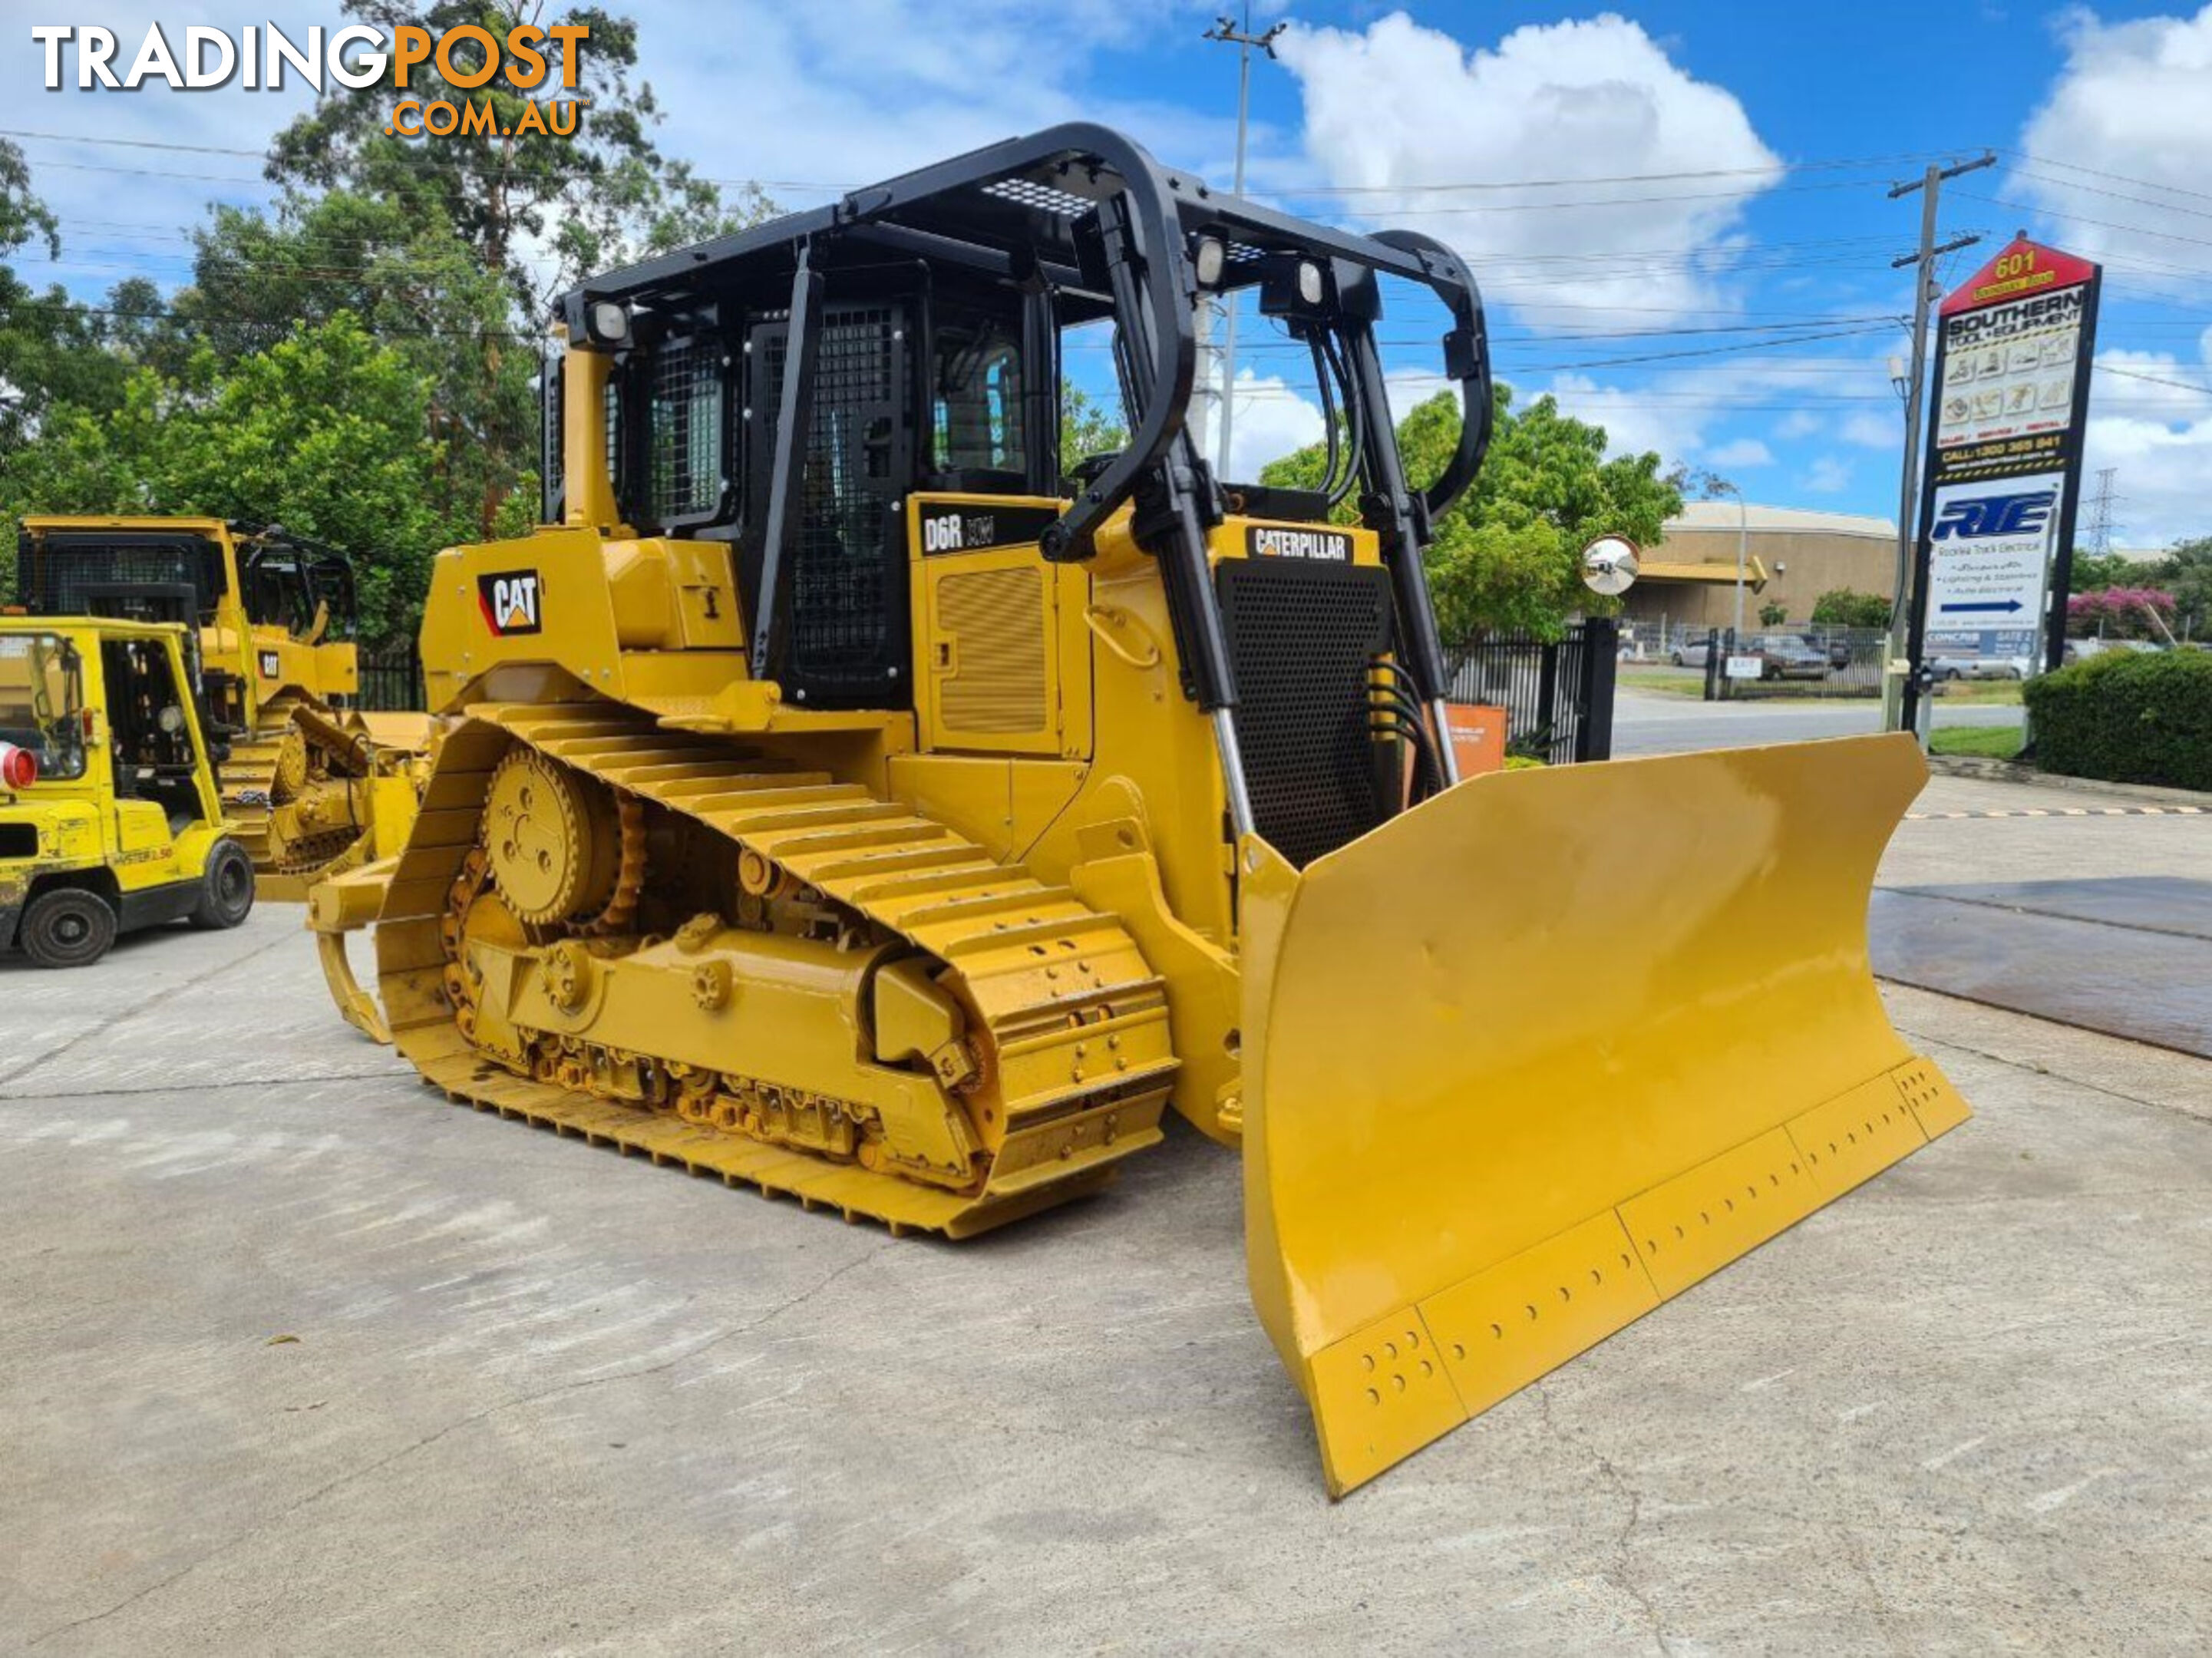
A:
10;2;2212;543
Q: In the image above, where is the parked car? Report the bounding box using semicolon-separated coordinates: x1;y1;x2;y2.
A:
1928;654;2029;682
2063;637;2164;664
1747;635;1831;680
1670;638;1715;668
1797;632;1856;669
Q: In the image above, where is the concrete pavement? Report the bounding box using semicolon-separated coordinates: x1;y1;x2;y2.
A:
3;772;2208;1656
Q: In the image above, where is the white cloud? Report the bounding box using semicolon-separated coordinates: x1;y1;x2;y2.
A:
2083;415;2212;547
2095;348;2212;421
2013;5;2212;284
1542;372;1692;461
1838;410;1901;449
2082;342;2212;545
1221;368;1326;482
1706;437;1774;467
1540;348;1890;471
1802;456;1853;494
628;0;1223;223
1275;12;1784;322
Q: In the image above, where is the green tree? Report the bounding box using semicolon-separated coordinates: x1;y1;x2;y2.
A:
1811;589;1893;628
1663;463;1737;502
0;141;163;454
1060;385;1127;475
1263;385;1682;639
2066;550;2138;593
2152;537;2212;636
266;2;774;309
0;314;492;642
172;190;536;539
1758;599;1789;627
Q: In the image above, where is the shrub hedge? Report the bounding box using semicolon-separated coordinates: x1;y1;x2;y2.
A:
2023;648;2212;792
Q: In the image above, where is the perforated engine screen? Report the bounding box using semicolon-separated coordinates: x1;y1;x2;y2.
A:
1216;557;1394;869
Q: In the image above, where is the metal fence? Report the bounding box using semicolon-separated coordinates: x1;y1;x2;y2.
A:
1443;616;1618;765
1625;625;1890;701
355;639;426;712
1705;626;1888;699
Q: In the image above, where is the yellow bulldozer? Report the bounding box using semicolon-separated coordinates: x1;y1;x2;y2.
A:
317;126;1969;1495
14;516;426;896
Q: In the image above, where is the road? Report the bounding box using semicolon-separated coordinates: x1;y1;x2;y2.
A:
1612;687;2024;756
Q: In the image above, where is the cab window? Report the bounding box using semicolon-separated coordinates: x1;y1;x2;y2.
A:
933;310;1027;477
241;552;316;639
0;632;87;781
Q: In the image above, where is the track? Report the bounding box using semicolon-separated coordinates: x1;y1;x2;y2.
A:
216;695;301;871
377;702;1180;1237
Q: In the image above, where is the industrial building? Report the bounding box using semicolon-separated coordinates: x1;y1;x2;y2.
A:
1621;500;1898;637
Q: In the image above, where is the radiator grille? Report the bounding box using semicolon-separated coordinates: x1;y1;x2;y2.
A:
1217;557;1393;869
938;566;1048;734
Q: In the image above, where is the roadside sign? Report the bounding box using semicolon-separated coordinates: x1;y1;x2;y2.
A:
1904;236;2100;728
1725;655;1763;679
1925;471;2062;627
1443;703;1506;777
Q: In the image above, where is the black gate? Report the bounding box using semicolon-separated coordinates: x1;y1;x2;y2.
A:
355;640;425;712
1443;616;1618;765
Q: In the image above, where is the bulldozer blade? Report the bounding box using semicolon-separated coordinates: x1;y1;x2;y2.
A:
1240;733;1970;1498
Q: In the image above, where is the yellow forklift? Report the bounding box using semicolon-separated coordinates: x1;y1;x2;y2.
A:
0;615;252;966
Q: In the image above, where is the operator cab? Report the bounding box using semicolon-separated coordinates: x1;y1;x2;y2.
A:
97;632;210;836
553;260;1076;709
238;531;359;646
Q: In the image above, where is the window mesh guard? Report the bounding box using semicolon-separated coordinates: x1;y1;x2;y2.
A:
25;538;223;622
647;340;724;523
760;307;906;696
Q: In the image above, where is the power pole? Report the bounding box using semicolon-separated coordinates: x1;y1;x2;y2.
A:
1883;151;1995;737
1203;8;1286;481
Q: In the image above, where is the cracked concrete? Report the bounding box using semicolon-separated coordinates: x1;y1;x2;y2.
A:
3;773;2210;1654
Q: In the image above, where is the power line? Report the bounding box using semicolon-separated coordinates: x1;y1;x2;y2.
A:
2004;148;2212;210
1258;150;1952;196
0;294;543;344
1955;191;2212;254
2008;168;2212;226
2099;362;2212;397
0;124;1963;201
